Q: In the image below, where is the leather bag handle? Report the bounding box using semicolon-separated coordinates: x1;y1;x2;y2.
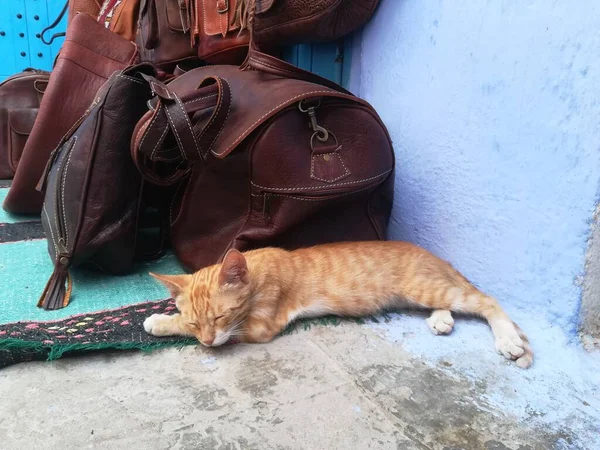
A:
132;74;232;185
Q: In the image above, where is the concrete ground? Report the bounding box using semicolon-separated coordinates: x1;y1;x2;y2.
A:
1;315;598;450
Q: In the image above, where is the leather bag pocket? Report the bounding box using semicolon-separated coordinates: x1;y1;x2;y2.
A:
8;108;38;172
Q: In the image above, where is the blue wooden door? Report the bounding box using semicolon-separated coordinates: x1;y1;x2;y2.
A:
0;1;351;86
0;0;66;80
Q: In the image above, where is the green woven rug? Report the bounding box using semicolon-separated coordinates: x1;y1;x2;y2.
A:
0;185;196;368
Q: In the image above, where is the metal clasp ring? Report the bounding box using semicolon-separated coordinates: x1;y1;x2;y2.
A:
311;131;338;152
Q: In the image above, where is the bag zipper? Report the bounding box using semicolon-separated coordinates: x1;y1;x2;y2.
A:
37;135;77;310
53;136;78;265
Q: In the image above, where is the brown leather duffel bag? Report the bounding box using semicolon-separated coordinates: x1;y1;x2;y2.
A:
0;69;49;180
3;13;139;214
131;54;394;272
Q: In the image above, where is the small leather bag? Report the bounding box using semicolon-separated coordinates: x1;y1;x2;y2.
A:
0;69;49;179
136;0;199;68
4;13;139;215
131;52;394;272
69;0;104;23
106;0;141;41
192;0;250;64
240;0;380;48
136;0;249;67
41;0;104;45
37;64;156;310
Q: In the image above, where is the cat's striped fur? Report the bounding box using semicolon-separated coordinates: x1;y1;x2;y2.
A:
144;241;533;368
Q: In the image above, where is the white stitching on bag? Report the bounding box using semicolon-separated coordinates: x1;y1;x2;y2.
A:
250;183;378;202
310;147;351;184
61;136;77;246
211;90;354;157
251;169;391;192
43;205;58;257
137;107;161;156
151;124;170;159
164;103;186;160
207;79;231;156
183;93;218;105
116;74;145;85
175;95;201;158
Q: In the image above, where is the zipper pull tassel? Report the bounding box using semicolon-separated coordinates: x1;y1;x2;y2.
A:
37;260;72;310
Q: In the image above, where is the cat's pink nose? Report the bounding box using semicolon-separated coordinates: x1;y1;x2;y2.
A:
202;337;214;346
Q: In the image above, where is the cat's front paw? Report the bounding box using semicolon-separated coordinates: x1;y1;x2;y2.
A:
144;314;173;337
426;310;454;335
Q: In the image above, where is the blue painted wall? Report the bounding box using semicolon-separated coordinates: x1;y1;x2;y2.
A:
350;1;600;333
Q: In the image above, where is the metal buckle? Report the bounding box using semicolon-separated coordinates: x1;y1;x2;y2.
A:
299;100;328;142
217;0;229;14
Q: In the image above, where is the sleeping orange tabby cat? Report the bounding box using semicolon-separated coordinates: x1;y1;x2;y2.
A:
144;241;533;368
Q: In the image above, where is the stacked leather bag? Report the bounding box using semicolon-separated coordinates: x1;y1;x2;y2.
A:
0;70;49;179
130;50;395;273
1;0;393;310
135;0;381;67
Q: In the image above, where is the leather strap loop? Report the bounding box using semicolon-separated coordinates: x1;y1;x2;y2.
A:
194;76;232;157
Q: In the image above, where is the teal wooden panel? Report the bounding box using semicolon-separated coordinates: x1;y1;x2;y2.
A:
341;36;353;88
310;42;340;84
281;46;298;66
296;44;313;72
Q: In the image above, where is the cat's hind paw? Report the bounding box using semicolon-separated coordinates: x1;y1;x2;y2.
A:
143;314;174;337
494;321;534;368
426;310;454;335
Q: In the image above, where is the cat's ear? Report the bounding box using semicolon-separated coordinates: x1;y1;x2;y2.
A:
219;249;249;286
150;273;190;297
